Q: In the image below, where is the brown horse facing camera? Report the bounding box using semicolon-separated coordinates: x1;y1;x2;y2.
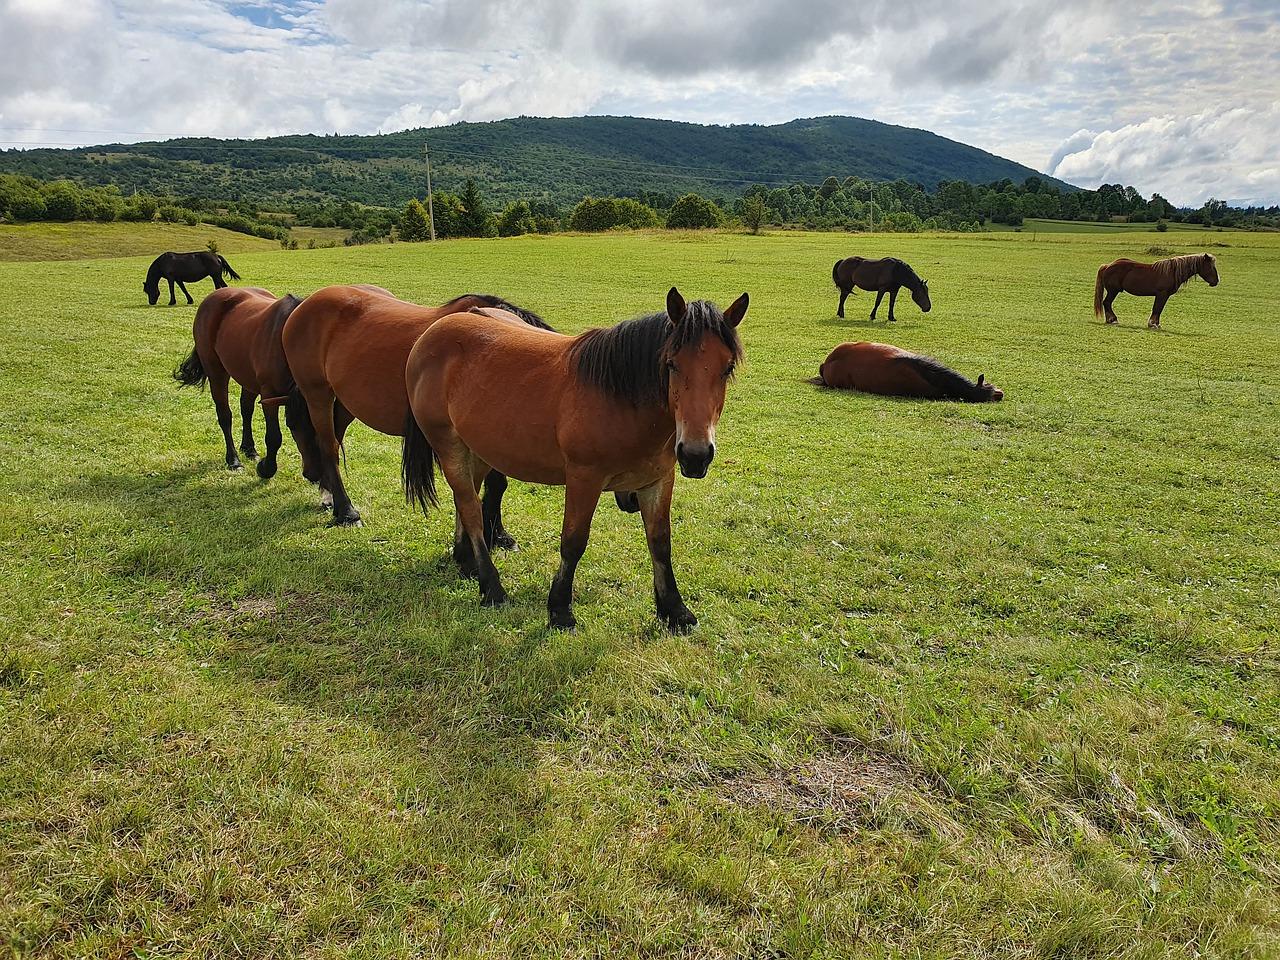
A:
832;256;931;321
174;287;306;474
1094;253;1219;328
403;287;748;633
812;342;1003;402
282;285;551;536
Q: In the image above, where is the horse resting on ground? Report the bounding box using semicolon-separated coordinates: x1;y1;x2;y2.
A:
1094;253;1219;328
812;341;1003;402
403;287;748;633
832;256;931;321
282;285;551;540
145;251;241;306
174;287;313;475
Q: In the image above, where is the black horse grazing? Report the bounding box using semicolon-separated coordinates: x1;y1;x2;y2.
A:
144;251;241;306
832;256;931;322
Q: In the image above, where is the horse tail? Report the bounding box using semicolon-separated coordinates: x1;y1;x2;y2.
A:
1093;264;1106;318
903;355;992;402
283;384;314;445
217;255;241;281
832;259;844;287
172;348;207;388
401;408;439;512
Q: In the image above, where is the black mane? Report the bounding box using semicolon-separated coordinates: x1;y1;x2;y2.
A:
898;354;994;402
447;292;552;330
888;258;925;291
568;300;744;407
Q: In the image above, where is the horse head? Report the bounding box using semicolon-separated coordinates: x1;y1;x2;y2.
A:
975;373;1004;402
1199;254;1219;287
913;279;932;313
662;287;747;479
144;278;160;305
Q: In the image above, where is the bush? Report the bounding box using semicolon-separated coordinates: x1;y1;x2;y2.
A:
400;199;431;241
1156;219;1169;232
41;181;81;221
741;195;767;234
121;194;158;222
0;176;47;221
665;193;722;229
881;211;923;233
568;197;660;232
497;200;536;237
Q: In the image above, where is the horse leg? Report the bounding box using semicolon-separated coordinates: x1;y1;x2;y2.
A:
167;279;177;306
1148;294;1169;329
482;471;518;551
178;280;194;305
239;388;258;459
256;402;283;480
1103;288;1120;324
887;287;899;323
637;475;696;633
836;287;850;319
870;290;885;321
438;441;506;606
548;474;602;631
209;371;241;471
306;392;360;526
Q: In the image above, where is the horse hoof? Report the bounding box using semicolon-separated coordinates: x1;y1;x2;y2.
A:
549;608;577;631
491;530;518;551
662;607;698;634
327;513;362;528
481;586;509;608
227;461;243;472
256;459;278;480
240;448;258;460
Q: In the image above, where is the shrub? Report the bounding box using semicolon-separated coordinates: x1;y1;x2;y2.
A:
400;199;431;241
0;176;47;221
1156;219;1169;232
497;200;536;237
568;197;660;232
741;195;767;234
665;193;722;229
41;181;81;221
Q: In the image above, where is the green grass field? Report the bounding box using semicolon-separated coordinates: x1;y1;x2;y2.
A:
0;222;280;263
2;228;1277;958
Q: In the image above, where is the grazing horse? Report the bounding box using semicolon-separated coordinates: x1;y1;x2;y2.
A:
402;287;748;632
1094;253;1219;328
812;341;1003;402
832;256;931;321
145;251;241;306
282;285;550;534
173;287;308;474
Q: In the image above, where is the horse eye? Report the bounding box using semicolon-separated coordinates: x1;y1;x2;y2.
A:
666;360;678;373
723;363;735;378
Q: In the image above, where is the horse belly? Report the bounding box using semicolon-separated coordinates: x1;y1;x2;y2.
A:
214;318;261;391
448;375;567;486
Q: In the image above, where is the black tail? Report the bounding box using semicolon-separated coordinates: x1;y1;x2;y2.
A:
172;348;207;388
902;355;993;402
832;259;843;287
402;408;438;511
461;293;553;330
284;384;314;444
217;255;241;281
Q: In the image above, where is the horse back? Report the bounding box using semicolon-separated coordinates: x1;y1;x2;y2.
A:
819;341;936;396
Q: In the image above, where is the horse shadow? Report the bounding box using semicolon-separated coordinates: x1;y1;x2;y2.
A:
56;461;605;832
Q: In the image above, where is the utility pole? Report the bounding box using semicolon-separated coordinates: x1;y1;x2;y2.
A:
424;144;436;241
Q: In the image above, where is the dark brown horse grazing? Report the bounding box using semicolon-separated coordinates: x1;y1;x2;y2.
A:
403;287;747;632
145;251;241;306
282;285;550;533
1094;253;1219;328
812;341;1003;401
174;287;306;474
832;256;931;321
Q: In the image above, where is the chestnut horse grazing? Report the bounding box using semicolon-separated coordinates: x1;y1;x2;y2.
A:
174;287;305;474
403;287;748;632
813;341;1003;402
145;251;241;306
1094;253;1219;328
832;256;931;321
282;285;550;532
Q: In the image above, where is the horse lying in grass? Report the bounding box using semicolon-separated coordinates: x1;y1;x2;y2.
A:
1094;253;1219;328
145;251;241;306
832;256;931;321
174;287;306;475
403;287;748;632
282;285;550;536
812;341;1003;402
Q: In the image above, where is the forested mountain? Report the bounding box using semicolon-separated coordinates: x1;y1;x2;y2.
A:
0;115;1070;209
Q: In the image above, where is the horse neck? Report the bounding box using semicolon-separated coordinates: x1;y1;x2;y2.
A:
895;263;921;292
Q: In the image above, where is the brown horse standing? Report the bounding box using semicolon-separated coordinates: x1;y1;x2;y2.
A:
1094;253;1219;328
813;342;1003;401
174;287;306;474
832;256;931;321
402;287;748;632
282;285;550;532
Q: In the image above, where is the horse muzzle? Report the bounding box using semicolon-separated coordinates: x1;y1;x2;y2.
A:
676;441;714;479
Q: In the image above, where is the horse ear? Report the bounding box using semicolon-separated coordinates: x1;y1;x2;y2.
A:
666;287;686;325
977;374;985;386
724;292;749;327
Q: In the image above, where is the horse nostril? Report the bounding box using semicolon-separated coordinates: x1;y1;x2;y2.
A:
676;441;685;459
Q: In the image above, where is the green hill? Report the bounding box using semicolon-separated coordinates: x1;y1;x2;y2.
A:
0;115;1069;209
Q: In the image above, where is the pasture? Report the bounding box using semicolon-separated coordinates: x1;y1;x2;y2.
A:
2;229;1278;958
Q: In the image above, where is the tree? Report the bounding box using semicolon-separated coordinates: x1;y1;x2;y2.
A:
497;200;536;237
457;179;497;237
742;194;767;234
665;193;721;229
400;199;431;241
41;181;81;221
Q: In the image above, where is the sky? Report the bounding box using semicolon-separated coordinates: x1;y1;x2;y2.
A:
1;0;1277;206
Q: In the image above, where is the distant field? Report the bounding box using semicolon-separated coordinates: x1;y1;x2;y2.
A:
0;221;280;263
289;225;352;246
2;228;1277;958
989;218;1228;235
